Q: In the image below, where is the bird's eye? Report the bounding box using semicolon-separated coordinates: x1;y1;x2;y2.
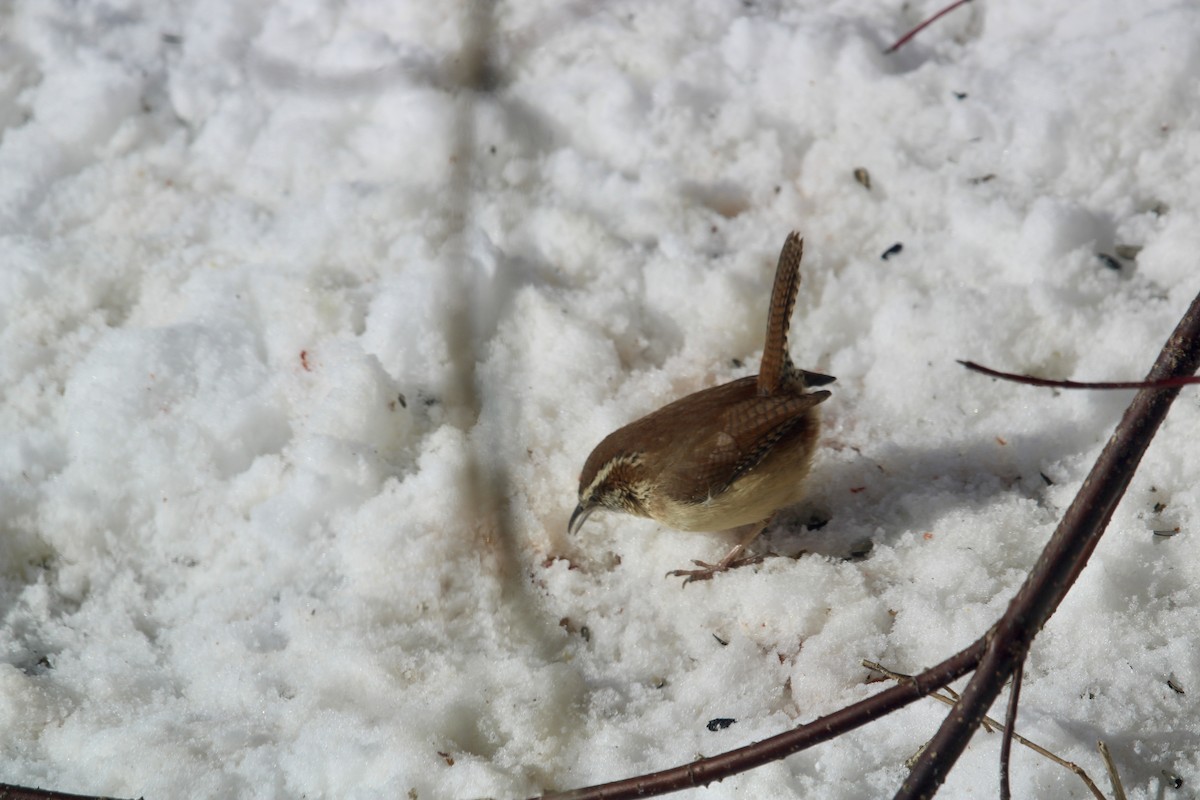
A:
610;486;643;513
602;487;626;509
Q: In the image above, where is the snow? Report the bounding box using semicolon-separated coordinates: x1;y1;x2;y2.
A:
1;1;1199;798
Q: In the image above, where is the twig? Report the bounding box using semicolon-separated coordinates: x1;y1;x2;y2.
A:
863;662;1106;800
885;0;973;54
959;359;1200;389
897;288;1200;799
999;662;1023;800
1097;741;1127;800
534;643;986;800
0;785;131;800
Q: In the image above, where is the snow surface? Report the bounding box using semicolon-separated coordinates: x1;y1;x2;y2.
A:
1;1;1199;798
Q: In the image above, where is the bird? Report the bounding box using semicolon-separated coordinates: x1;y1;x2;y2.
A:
569;232;834;584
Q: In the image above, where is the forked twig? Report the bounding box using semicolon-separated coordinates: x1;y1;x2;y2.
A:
898;289;1200;799
536;643;985;800
863;662;1105;800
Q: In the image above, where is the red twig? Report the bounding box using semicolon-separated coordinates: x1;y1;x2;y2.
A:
885;0;974;54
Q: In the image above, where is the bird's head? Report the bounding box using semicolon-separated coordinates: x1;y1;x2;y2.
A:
569;450;652;535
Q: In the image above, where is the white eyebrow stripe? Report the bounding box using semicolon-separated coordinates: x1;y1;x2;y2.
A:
581;453;643;501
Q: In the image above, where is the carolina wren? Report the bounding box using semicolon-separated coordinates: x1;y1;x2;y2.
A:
569;232;834;583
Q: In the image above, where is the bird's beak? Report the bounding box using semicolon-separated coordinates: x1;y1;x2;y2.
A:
801;369;837;387
568;503;594;536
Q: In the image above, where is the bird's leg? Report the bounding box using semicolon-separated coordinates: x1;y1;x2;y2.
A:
667;517;772;585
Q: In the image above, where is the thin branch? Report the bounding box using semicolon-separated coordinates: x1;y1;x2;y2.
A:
885;0;973;54
1097;741;1127;800
0;785;131;800
535;643;986;800
897;289;1200;799
959;360;1200;390
999;662;1023;800
864;662;1106;800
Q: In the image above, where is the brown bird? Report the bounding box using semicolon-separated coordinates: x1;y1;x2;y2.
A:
569;232;834;583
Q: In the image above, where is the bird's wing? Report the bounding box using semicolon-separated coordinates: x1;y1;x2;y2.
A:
674;390;830;503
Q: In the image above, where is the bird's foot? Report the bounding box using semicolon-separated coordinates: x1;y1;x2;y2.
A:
666;554;766;586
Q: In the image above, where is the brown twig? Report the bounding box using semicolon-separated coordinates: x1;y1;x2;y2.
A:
999;662;1023;800
0;784;132;800
959;359;1200;390
535;643;986;799
863;662;1106;800
885;0;973;54
897;289;1200;799
1097;741;1128;800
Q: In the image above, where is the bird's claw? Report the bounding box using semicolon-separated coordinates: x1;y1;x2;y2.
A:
666;555;766;586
